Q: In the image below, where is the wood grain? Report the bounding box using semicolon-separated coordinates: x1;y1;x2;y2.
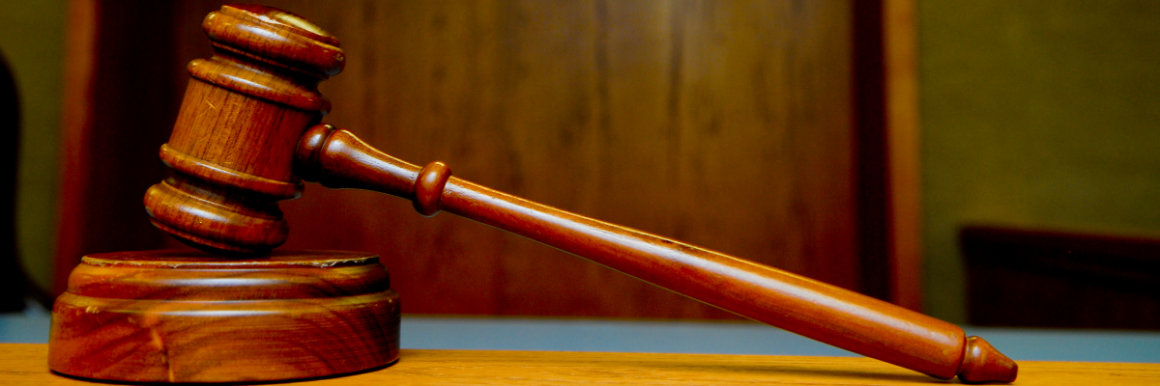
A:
47;250;400;383
144;4;345;255
852;0;923;312
882;0;924;312
142;7;1009;379
158;0;861;320
57;0;927;319
292;125;1015;381
5;345;1159;386
55;0;186;295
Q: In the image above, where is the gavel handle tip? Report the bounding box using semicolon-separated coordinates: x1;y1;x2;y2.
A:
957;336;1018;384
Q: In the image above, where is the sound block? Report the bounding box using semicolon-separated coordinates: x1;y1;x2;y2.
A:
48;250;400;383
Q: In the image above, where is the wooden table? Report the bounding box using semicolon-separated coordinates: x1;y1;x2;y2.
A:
3;343;1157;385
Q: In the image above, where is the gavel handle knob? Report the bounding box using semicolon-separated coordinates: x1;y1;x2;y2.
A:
294;124;1017;383
411;162;452;217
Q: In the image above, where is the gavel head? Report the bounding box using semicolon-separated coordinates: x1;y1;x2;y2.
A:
144;5;343;255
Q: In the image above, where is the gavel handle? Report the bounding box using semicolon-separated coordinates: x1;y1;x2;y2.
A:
294;124;1016;383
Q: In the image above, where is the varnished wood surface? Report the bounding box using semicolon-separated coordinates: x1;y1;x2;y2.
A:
4;344;1158;386
47;250;400;383
294;125;1014;381
56;0;922;328
881;0;924;312
55;0;186;294
144;4;341;255
137;0;866;319
141;6;1008;381
850;0;922;312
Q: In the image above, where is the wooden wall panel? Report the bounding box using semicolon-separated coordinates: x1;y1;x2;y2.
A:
852;0;923;310
60;0;885;319
54;0;187;295
882;0;923;311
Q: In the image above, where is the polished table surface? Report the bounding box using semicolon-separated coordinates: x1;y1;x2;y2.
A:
4;343;1159;385
7;303;1160;361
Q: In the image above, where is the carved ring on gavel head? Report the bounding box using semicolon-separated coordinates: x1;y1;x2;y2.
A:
144;4;343;255
145;4;1017;384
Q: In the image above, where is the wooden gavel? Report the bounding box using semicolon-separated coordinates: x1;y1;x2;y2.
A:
144;5;1015;383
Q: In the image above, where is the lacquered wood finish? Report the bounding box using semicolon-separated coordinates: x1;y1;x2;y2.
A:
10;345;1159;386
881;0;924;312
144;4;1013;383
48;250;400;383
295;124;1014;383
55;0;187;295
60;0;927;319
852;0;924;311
145;4;342;255
177;0;868;319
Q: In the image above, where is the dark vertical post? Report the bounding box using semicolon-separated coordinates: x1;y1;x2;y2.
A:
0;52;26;311
853;0;891;302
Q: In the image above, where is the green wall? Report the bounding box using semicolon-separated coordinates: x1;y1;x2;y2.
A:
0;0;66;293
919;0;1160;322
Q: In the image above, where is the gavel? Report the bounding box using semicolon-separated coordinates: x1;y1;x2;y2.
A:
142;5;1015;383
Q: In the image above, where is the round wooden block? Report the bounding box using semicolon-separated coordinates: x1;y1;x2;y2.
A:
48;250;400;383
